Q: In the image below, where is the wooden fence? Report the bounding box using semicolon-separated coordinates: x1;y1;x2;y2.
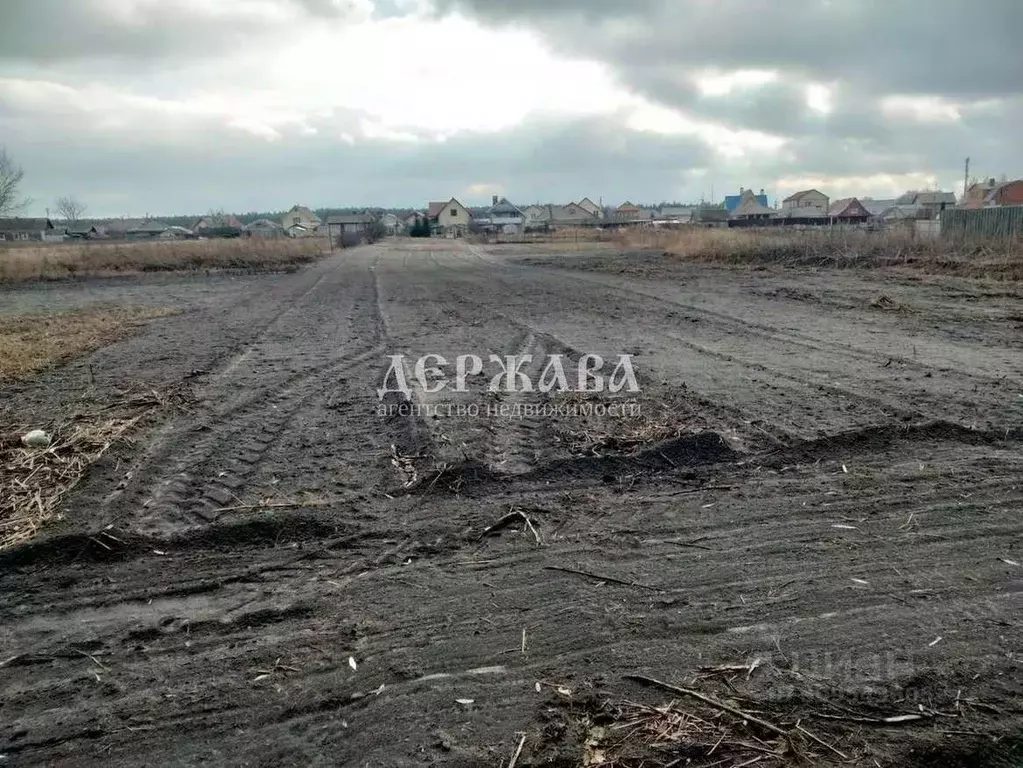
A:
941;207;1023;239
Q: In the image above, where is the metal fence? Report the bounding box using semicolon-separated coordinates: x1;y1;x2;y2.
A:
941;207;1023;239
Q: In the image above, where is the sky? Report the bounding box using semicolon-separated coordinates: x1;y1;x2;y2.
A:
0;0;1020;216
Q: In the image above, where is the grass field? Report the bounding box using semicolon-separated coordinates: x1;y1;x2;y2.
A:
0;237;328;283
618;227;1023;280
0;305;177;381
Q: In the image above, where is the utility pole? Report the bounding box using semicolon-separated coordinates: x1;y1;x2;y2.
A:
963;157;970;201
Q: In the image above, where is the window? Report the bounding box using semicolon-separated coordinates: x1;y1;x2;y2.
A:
293;217;301;225
450;208;457;217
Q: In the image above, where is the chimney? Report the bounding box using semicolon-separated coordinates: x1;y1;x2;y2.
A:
492;195;499;206
988;178;996;186
739;186;744;193
759;189;765;196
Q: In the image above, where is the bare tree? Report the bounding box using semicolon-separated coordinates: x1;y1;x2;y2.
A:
0;146;28;216
55;195;88;223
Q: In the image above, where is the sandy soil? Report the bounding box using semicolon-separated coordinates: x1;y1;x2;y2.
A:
1;241;1021;766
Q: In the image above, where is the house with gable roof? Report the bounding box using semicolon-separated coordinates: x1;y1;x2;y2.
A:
427;198;472;237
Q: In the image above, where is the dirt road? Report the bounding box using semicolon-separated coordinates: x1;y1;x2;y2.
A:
2;241;1021;766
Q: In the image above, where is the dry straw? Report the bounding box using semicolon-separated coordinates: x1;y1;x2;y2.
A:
0;390;174;550
0;237;327;283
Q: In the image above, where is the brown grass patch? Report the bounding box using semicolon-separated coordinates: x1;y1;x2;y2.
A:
0;237;327;283
618;228;1023;280
0;306;177;381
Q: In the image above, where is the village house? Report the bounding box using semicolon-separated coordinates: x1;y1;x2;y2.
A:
102;218;145;239
244;219;283;238
285;223;313;238
614;201;643;221
731;189;775;222
827;197;872;224
725;188;769;213
192;214;244;235
281;204;322;232
552;202;598;226
521;204;548;227
377;213;401;235
427;198;471;237
962;178;1023;208
658;206;693;221
689;206;730;227
896;190;956;218
860;199;897;218
0;217;62;242
486;197;526;235
66;223;107;240
781;189;829;213
127;221;193;240
576;197;602;218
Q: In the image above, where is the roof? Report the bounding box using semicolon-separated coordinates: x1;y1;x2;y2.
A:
896;191;956;206
551;204;597;223
724;190;768;212
126;220;171;233
327;213;377;225
915;191;957;206
194;215;242;230
828;198;870;218
732;189;775;217
102;218;145;233
489;197;523;216
427;198;467;218
782;188;826;203
859;198;896;216
0;217;53;232
246;219;281;229
986;179;1023;204
616;201;639;210
285;205;321;223
692;206;730;222
881;204;924;219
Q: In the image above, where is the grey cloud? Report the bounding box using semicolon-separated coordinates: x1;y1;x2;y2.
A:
0;0;365;64
437;0;1023;100
3;108;712;216
433;0;1022;191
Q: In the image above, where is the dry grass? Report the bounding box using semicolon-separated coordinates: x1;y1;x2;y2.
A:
0;237;327;283
0;306;177;381
618;227;1023;280
0;389;183;550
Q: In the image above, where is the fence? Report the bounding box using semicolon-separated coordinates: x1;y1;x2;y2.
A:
941;207;1023;240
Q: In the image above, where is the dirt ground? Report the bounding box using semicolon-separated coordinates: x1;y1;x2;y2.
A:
1;241;1021;766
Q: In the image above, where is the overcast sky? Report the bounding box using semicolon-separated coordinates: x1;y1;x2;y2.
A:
1;0;1019;216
